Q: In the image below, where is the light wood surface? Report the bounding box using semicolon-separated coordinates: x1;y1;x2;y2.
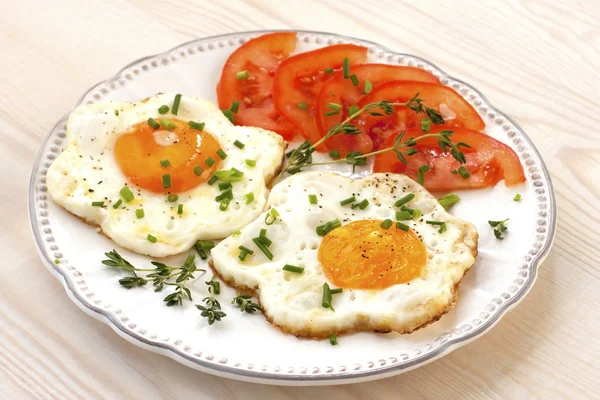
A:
2;0;599;398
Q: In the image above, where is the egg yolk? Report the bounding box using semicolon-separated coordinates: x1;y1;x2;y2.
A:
114;119;221;193
318;220;427;290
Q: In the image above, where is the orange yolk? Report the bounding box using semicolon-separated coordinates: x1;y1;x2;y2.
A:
318;220;427;290
114;119;221;193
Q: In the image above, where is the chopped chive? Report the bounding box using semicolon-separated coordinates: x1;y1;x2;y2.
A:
329;334;338;346
135;208;144;218
112;199;123;209
147;118;160;129
417;165;431;185
231;100;240;113
223;109;235;123
216;148;227;160
394;193;415;207
457;166;470;179
193;242;207;259
252;237;273;260
238;245;254;261
236;70;249;80
282;264;304;273
348;105;360;117
197;241;215;250
324;110;339;116
245;159;257;167
147;234;157;243
194;164;203;176
342;57;350;79
316;219;341;236
363;79;373;94
167;194;178;202
395;211;412;220
158;105;169;114
160;159;171;167
350;74;359;86
215;188;233;201
214;168;244;182
340;196;356;206
188;121;205;131
426;220;447;233
177;204;183;214
162;174;171;189
265;208;279;225
298;102;308;110
330;288;343;295
380;219;393;229
308;194;318;204
329;150;340;159
218;181;232;190
513;194;522;202
356;199;369;210
438;193;460;209
327;102;342;111
234;140;245;149
114;110;119;116
324;67;334;74
205;157;216;167
232;230;241;237
160;118;176;130
92;201;104;207
322;283;333;310
245;192;255;204
400;205;415;214
396;222;410;231
231;168;244;177
412;209;422;218
171;94;182;115
258;229;271;246
120;187;134;203
421;118;431;133
54;259;60;264
219;198;230;211
207;175;218;185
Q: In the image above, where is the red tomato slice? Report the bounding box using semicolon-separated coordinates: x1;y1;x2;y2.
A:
217;32;297;139
359;81;486;149
373;128;525;191
316;65;440;156
273;44;368;144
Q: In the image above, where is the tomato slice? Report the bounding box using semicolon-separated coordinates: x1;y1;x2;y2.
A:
273;44;368;144
217;32;297;139
316;65;440;156
373;127;525;191
359;81;486;149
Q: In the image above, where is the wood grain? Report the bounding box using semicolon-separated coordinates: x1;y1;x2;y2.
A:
2;0;599;398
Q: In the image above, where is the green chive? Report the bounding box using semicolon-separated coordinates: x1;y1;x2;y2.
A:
438;193;460;209
238;245;254;261
232;230;241;237
120;186;134;202
147;234;157;243
195;247;207;260
412;209;422;218
340;196;356;206
298;102;308;110
426;220;447;233
282;264;304;273
167;194;178;202
322;283;333;310
234;140;245;149
308;194;318;205
324;67;334;74
400;205;415;214
245;192;255;204
396;222;410;231
223;109;235;123
114;110;119;116
513;194;522;202
342;57;350;79
112;199;123;209
245;159;256;167
197;241;215;250
329;334;338;346
207;175;218;185
316;219;341;236
396;211;412;220
54;259;60;264
394;193;415;207
356;199;369;210
363;79;373;94
92;201;104;207
205;157;216;167
216;148;227;160
350;74;359;86
158;105;169;114
188;121;205;131
327;102;342;111
160;159;171;167
324;110;339;116
162;174;171;189
147;118;160;129
231;100;240;113
177;204;183;214
160;118;176;130
135;208;144;218
265;208;279;225
219;198;230;211
421;118;431;133
258;229;271;247
214;168;244;182
417;165;431;185
215;188;233;201
194;164;203;176
380;219;393;229
218;181;232;190
348;105;360;117
457;166;470;179
252;237;273;260
172;94;182;115
329;150;340;159
330;288;343;295
236;70;249;80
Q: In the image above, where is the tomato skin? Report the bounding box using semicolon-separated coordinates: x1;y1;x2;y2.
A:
316;64;441;155
373;128;525;191
217;32;297;139
272;44;368;144
359;81;486;149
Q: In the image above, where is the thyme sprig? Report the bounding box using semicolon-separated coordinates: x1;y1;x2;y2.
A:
196;297;226;325
232;295;263;314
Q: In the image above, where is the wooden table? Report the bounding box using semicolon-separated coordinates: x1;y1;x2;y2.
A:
2;0;599;398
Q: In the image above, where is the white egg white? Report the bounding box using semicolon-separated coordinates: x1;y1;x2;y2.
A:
47;94;285;257
211;171;478;338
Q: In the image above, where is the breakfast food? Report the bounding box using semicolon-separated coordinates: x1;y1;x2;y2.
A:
210;171;478;337
47;93;285;257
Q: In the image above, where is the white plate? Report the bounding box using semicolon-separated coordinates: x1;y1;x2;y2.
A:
29;30;556;385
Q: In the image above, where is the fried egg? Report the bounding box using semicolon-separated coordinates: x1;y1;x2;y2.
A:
211;171;478;338
47;94;285;257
